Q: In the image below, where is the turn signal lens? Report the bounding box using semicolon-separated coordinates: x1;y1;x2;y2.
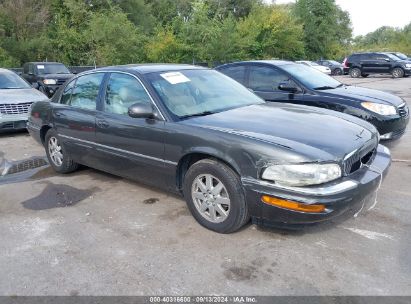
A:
261;195;325;213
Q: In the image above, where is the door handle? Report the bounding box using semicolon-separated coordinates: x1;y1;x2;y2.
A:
97;120;109;128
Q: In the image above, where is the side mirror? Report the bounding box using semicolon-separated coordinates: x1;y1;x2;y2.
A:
32;83;39;89
128;102;156;119
278;82;298;93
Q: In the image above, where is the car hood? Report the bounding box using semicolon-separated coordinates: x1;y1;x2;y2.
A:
0;88;47;104
322;85;405;106
181;103;378;161
38;73;74;80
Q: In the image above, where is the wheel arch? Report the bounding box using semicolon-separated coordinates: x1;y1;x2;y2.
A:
175;149;241;192
39;125;53;146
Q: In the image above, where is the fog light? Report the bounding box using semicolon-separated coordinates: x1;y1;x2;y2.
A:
380;132;393;140
261;195;325;213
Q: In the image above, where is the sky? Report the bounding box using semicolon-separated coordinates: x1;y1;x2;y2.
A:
273;0;411;36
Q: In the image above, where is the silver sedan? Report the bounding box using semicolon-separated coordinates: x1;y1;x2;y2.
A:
0;68;47;132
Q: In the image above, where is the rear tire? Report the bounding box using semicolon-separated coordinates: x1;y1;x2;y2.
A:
392;67;404;78
183;159;249;233
45;129;78;174
350;68;361;78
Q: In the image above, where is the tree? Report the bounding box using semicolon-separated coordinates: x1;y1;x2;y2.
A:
293;0;352;60
238;5;305;60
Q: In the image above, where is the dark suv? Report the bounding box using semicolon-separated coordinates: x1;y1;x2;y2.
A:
21;62;74;97
344;52;411;78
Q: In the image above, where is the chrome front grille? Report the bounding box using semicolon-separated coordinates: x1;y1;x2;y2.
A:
0;102;33;115
398;103;409;118
343;139;378;175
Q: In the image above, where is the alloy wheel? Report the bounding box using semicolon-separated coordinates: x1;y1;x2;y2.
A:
191;174;230;223
48;136;63;167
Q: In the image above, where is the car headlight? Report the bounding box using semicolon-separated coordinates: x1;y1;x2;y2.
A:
361;102;396;115
261;163;342;186
405;63;411;68
43;79;57;85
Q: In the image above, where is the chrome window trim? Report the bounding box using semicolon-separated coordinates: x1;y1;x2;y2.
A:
58;134;177;166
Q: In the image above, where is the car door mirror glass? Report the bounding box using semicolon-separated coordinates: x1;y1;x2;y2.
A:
128;103;156;119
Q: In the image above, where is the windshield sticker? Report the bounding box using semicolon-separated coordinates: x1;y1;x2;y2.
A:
160;72;190;84
37;65;45;69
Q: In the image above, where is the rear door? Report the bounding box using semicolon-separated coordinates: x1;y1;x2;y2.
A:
94;72;167;187
52;72;105;165
217;65;247;86
247;65;304;104
361;53;378;73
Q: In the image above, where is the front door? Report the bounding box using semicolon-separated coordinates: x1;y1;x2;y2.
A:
94;72;167;187
248;65;304;104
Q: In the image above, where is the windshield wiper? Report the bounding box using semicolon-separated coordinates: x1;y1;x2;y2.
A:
179;111;216;119
313;85;337;90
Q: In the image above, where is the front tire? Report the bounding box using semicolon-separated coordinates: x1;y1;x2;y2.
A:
333;68;342;76
45;129;78;174
392;67;404;78
350;67;361;78
183;159;249;233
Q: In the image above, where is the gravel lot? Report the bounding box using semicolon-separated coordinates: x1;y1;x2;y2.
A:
0;75;410;296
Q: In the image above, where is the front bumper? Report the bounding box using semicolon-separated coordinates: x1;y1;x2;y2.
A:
370;108;409;140
0;114;29;132
242;145;391;227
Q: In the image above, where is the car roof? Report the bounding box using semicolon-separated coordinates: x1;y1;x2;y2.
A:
96;64;207;75
26;62;65;65
217;60;295;69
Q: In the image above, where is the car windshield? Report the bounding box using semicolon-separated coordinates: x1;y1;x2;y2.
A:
37;64;70;75
386;53;401;61
147;69;265;119
282;63;342;90
394;53;407;60
0;71;31;89
309;62;320;66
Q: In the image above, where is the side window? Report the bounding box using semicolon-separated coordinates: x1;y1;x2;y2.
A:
60;80;76;105
375;54;389;61
23;64;29;74
220;66;247;85
104;73;151;115
70;73;104;110
361;54;372;60
249;66;289;92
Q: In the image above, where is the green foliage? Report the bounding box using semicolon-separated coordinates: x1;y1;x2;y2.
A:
1;0;408;68
294;0;352;60
238;5;305;60
0;46;19;67
352;24;411;55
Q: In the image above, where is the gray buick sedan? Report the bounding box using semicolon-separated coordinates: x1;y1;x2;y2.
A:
0;68;47;132
27;64;391;233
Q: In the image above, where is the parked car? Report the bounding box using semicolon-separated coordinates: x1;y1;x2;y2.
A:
28;64;391;233
216;60;409;140
316;60;345;75
21;62;74;97
386;52;410;61
0;68;47;132
345;52;411;78
296;60;331;74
